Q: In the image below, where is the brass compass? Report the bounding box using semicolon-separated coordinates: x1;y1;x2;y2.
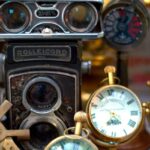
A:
44;111;98;150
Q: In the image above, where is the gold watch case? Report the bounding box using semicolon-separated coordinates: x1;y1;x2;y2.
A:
86;84;144;144
85;66;145;146
44;133;99;150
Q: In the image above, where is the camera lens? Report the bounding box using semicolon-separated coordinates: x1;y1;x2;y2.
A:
26;82;58;111
0;2;30;32
64;3;97;32
30;122;59;149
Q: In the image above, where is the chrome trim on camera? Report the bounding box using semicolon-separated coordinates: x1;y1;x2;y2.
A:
0;0;103;40
12;45;71;62
20;112;66;150
35;8;59;19
0;88;5;105
22;76;62;114
29;22;66;33
0;54;5;83
0;32;104;40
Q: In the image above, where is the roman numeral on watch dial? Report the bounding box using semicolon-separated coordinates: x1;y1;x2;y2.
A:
128;119;136;128
96;94;104;100
131;110;138;116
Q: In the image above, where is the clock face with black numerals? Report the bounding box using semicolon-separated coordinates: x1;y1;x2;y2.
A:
88;85;143;140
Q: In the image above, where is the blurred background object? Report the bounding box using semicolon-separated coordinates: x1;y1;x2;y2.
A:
144;0;150;6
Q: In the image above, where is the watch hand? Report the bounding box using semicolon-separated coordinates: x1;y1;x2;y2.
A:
107;112;122;126
107;117;121;126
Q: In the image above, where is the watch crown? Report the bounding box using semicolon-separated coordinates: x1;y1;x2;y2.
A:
104;66;116;74
74;111;87;136
104;66;116;85
74;111;87;123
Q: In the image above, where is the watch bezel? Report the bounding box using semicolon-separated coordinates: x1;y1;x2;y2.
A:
44;135;99;150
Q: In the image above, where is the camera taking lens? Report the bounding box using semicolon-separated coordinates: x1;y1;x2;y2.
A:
30;122;59;149
20;114;66;150
26;82;58;111
23;76;61;114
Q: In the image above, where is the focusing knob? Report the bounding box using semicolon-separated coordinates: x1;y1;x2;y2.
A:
81;61;92;74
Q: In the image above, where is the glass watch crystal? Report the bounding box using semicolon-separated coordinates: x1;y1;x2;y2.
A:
46;136;97;150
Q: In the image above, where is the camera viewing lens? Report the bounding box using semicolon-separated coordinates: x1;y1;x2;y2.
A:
64;3;97;32
0;2;30;32
30;122;59;149
26;82;58;111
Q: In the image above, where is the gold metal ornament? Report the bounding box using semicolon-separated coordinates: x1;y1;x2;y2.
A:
44;111;99;150
86;66;145;149
142;81;150;124
0;100;30;150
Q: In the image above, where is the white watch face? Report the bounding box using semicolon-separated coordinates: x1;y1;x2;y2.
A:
89;85;142;139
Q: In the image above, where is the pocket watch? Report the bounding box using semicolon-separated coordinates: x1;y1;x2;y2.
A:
44;112;98;150
86;66;144;147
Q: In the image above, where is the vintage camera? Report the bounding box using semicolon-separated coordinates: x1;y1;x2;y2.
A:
0;0;103;150
3;41;81;150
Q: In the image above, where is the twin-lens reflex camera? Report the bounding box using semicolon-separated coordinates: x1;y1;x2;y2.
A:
0;0;103;150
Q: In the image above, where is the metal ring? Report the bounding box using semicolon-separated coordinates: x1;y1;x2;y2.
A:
100;77;120;85
22;76;62;114
64;127;90;139
20;114;66;150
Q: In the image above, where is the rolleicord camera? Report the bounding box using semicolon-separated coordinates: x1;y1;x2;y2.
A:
0;0;103;150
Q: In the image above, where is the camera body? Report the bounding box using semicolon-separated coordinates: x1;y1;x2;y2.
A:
2;41;80;149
